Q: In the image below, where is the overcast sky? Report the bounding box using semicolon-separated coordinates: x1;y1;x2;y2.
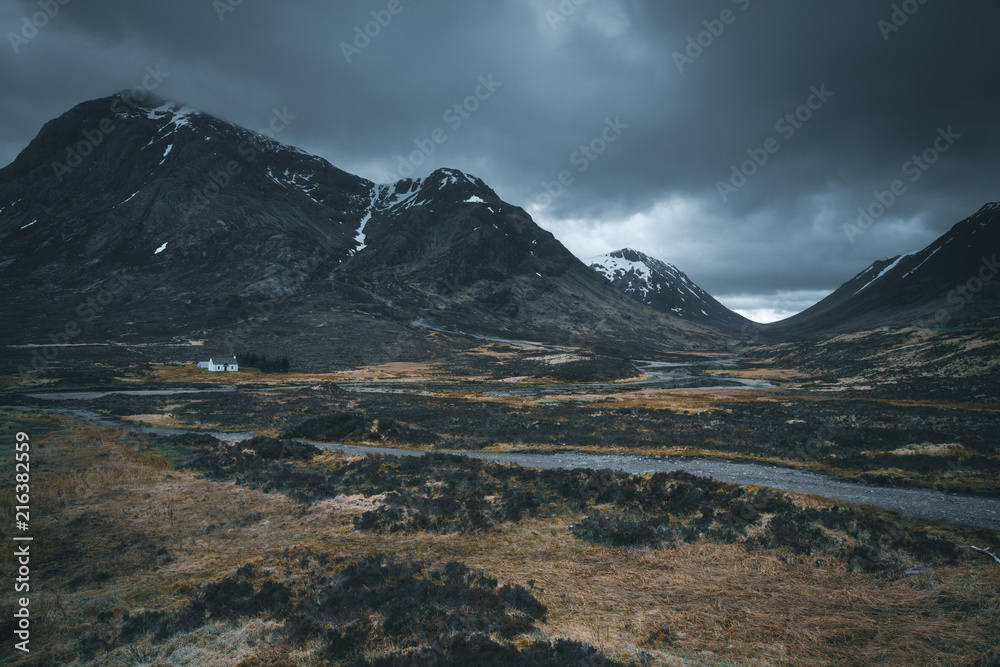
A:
3;0;998;321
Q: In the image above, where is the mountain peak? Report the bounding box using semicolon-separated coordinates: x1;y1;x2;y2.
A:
0;93;727;353
589;249;749;329
112;89;170;110
607;248;648;262
422;167;494;198
370;167;500;213
427;167;484;187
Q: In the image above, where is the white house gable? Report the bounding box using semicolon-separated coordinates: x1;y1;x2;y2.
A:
198;356;239;372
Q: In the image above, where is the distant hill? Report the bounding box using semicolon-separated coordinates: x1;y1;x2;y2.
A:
767;203;1000;336
588;248;750;330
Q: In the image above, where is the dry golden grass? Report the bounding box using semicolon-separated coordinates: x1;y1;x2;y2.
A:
428;386;784;414
2;410;997;666
146;363;346;386
119;413;193;429
146;359;1000;420
0;374;60;391
464;343;534;358
872;397;1000;413
703;367;810;382
147;360;454;386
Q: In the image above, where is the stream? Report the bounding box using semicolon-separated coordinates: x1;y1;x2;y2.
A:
6;405;998;531
301;441;1000;531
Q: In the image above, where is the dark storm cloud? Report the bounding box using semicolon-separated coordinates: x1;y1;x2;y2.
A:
3;0;998;320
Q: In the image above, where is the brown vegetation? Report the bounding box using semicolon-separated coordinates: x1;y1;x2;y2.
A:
1;410;997;666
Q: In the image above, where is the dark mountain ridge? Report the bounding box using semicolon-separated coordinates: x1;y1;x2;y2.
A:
3;92;995;372
0;93;721;371
767;203;1000;337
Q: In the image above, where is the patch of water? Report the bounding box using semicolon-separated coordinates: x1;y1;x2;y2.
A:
301;441;1000;531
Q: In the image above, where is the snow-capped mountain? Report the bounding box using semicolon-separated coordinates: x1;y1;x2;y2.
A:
768;203;1000;336
0;93;376;297
0;93;722;359
589;249;750;329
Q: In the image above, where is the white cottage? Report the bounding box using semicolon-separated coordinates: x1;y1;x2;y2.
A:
197;356;239;372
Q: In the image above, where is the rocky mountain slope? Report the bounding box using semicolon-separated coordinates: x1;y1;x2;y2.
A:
767;203;1000;336
0;93;368;297
589;248;750;330
0;93;722;373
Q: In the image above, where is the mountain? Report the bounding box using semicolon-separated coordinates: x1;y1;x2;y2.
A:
767;203;1000;336
588;249;750;329
0;93;722;372
332;172;674;340
0;93;370;297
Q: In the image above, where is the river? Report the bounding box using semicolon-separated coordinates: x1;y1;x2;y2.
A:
5;404;997;531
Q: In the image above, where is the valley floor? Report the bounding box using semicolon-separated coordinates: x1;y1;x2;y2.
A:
7;335;998;498
1;328;999;665
1;410;998;666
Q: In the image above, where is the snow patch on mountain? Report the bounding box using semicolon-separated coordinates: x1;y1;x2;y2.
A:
853;253;914;296
902;247;941;279
589;248;746;326
434;168;479;190
353;184;381;253
272;168;324;205
591;252;657;298
145;102;198;134
379;180;423;213
114;191;141;208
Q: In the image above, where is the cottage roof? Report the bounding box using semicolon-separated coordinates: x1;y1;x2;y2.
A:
209;357;238;364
